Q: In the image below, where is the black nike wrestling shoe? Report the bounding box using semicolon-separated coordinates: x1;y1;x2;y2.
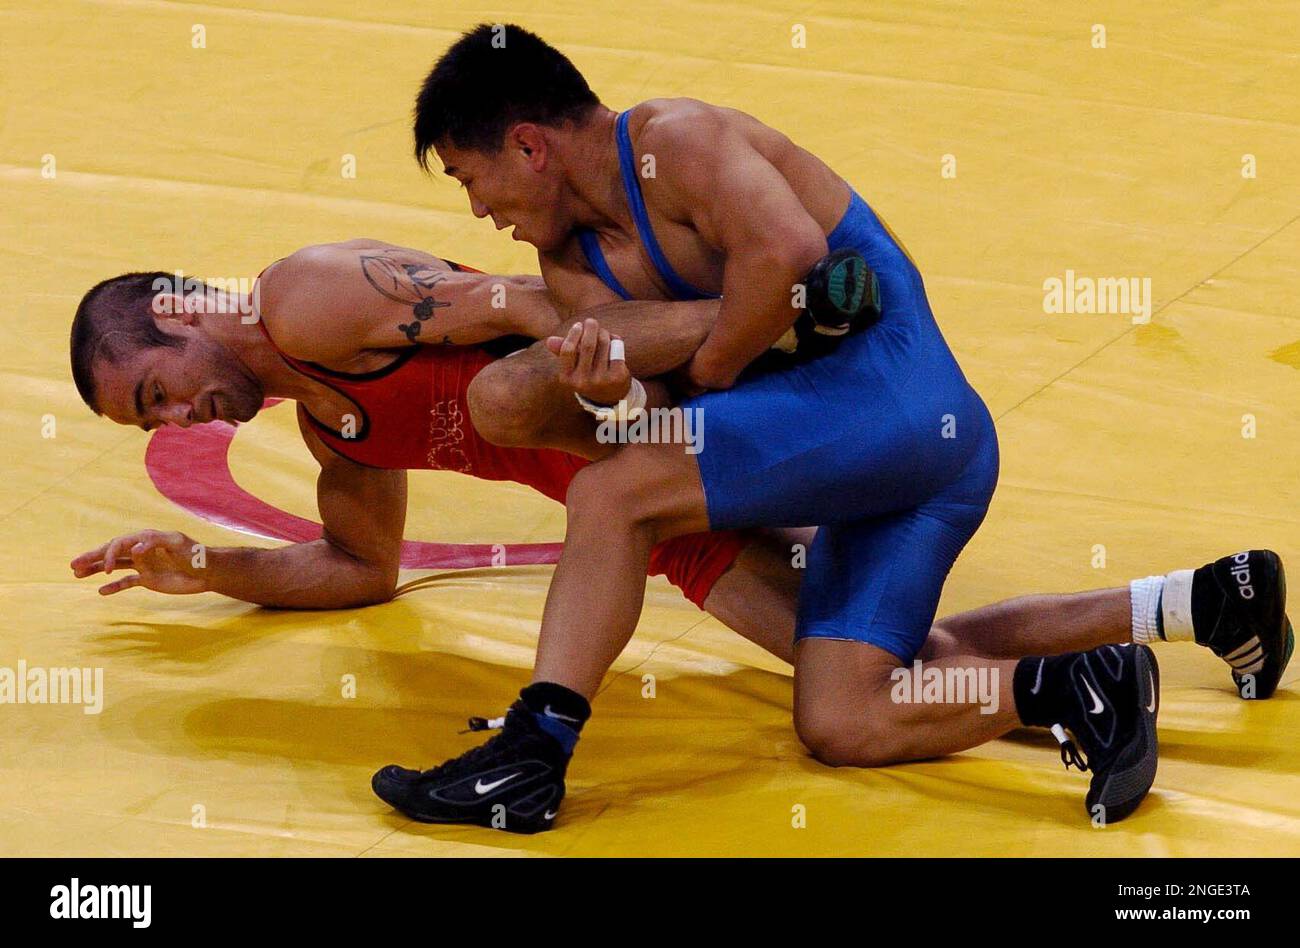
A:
1018;644;1159;824
1191;550;1292;700
372;701;571;834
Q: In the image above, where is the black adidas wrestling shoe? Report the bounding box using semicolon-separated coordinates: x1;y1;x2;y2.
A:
1022;644;1160;824
372;701;570;834
1192;550;1292;700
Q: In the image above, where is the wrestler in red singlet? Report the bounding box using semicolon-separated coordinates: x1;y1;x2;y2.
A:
255;262;747;609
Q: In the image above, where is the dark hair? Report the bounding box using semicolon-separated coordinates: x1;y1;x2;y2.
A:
70;271;186;413
413;23;600;169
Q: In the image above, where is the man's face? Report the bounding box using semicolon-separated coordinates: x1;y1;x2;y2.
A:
95;328;264;432
436;127;569;252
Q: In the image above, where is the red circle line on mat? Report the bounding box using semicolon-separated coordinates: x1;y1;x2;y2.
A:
144;398;564;570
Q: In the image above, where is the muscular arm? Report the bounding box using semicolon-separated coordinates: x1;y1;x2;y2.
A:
199;407;406;608
469;248;720;457
558;299;719;377
646;115;828;389
258;240;562;364
538;242;719;377
71;412;406;609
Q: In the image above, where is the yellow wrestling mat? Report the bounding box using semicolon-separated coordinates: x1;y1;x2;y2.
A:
2;1;1298;856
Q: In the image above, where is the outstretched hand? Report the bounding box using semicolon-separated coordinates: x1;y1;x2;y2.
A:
70;529;209;596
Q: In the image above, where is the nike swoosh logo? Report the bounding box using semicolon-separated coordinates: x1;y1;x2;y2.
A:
1030;659;1045;695
474;773;520;795
544;810;558;820
544;705;581;724
1146;670;1156;713
1082;677;1104;714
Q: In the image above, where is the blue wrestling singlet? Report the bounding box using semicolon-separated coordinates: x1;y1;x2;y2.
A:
576;109;1000;661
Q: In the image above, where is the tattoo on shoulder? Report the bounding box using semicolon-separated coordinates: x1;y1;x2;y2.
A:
360;251;453;343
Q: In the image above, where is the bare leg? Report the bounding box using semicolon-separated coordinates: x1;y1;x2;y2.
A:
700;527;813;666
532;440;710;698
923;589;1130;661
795;640;1019;766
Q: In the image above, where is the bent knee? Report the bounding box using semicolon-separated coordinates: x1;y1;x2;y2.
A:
565;459;647;521
794;704;900;769
564;458;691;553
467;360;548;447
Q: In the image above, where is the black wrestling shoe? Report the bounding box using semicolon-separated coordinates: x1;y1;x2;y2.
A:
372;701;569;834
1192;550;1292;700
1047;644;1160;825
770;249;882;361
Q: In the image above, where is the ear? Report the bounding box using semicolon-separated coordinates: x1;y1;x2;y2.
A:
150;293;199;326
510;123;548;171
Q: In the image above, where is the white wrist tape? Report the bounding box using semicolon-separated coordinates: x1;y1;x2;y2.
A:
575;377;647;422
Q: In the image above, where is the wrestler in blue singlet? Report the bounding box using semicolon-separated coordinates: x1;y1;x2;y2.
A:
578;110;1000;662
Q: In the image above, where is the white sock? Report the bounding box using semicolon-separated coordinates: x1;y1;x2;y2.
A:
1160;569;1196;642
1130;576;1165;644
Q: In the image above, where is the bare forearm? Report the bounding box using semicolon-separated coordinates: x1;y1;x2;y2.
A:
568;299;718;377
474;277;565;342
204;541;396;609
467;299;717;457
692;243;821;387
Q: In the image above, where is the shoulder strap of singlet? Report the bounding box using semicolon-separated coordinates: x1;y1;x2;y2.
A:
575;230;632;300
614;109;718;302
